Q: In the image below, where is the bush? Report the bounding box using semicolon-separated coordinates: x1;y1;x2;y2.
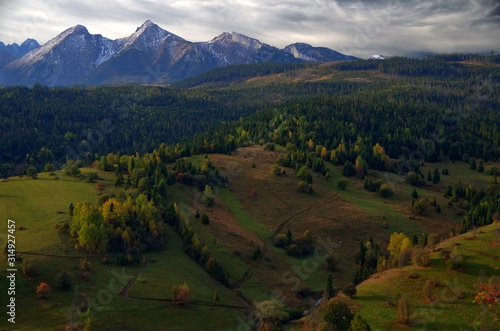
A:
324;301;354;330
485;165;498;175
296;285;313;299
412;199;426;215
202;185;215;207
337;178;349;190
412;247;431;267
172;283;190;304
379;184;394;198
342;283;357;299
22;258;40;279
397;295;412;325
297;181;309;193
286;244;302;257
264;142;275;151
350;314;372;331
422;279;436;301
56;270;74;290
36;282;52;300
406;172;425;186
270;163;282;176
273;234;286;248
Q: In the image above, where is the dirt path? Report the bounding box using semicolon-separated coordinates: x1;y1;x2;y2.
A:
233;192;338;289
120;258;151;298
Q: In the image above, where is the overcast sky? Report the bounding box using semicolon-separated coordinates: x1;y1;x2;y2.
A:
0;0;499;57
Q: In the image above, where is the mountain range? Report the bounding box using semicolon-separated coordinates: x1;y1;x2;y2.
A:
0;20;357;86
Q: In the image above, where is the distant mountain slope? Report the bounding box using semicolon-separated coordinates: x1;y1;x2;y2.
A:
1;20;357;86
283;43;357;62
0;39;39;58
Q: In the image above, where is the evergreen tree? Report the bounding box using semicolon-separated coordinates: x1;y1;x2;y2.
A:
432;168;440;184
285;229;293;247
326;274;335;299
411;189;419;199
470;159;477;170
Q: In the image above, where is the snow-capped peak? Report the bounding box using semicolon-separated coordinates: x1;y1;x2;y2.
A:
229;32;262;50
369;54;385;60
120;20;181;52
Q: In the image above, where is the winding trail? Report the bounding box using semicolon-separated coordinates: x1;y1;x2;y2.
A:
232;192;339;289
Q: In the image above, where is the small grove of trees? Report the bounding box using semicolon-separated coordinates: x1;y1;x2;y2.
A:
69;196;167;255
273;229;314;257
255;300;289;330
168;203;231;287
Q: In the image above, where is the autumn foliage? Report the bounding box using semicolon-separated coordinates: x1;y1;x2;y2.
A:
36;282;52;300
474;281;500;326
172;283;190;304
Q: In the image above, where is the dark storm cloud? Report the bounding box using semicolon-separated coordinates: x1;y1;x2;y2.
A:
0;0;499;57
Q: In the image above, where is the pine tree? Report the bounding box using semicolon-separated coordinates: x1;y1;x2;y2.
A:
478;160;484;173
427;170;432;181
326;274;334;299
84;307;98;331
285;229;293;247
470;159;477;170
212;289;220;303
201;213;210;225
411;189;419;199
432;168;440;184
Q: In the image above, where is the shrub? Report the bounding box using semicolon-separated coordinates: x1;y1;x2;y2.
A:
172;283;190;304
264;142;275;151
56;270;74;290
22;258;40;279
270;163;282;176
412;247;431;267
342;283;357;299
273;234;286;248
286;244;302;257
296;286;313;299
412;199;426;215
350;314;372;331
422;279;436;301
297;181;309;193
397;295;412;325
36;282;52;300
337;178;349;190
379;184;394;198
324;301;354;330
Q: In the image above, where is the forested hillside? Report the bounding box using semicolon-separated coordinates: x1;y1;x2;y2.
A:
2;56;498;178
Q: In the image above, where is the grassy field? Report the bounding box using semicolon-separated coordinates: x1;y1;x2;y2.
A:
0;171;247;331
351;222;500;331
1;151;498;330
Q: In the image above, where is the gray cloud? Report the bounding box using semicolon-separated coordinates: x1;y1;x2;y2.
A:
0;0;498;57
